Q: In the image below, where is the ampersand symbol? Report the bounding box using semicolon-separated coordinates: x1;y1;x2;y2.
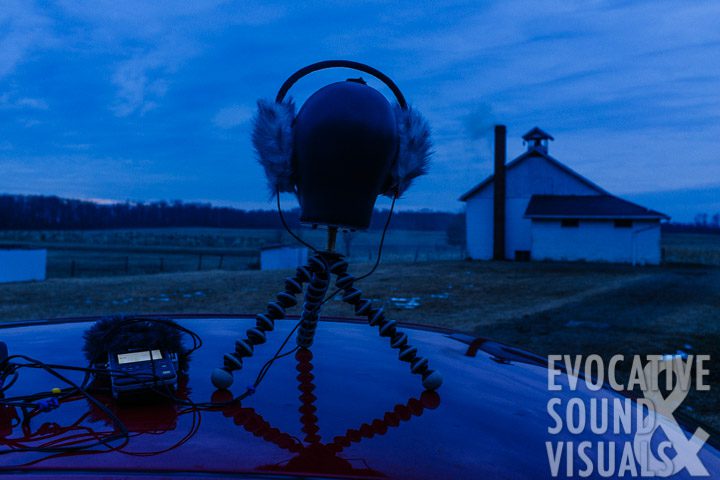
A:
633;357;709;477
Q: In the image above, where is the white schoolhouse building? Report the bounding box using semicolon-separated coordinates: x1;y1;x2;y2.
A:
459;127;669;265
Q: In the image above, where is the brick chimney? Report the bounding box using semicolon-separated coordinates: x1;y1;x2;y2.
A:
493;125;506;260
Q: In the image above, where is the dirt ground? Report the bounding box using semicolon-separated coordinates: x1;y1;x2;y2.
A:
1;260;718;429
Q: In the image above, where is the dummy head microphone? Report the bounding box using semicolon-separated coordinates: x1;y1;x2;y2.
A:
253;60;432;229
212;61;442;394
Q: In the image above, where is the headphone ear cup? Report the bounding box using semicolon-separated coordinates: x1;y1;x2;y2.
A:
252;99;296;194
386;104;432;197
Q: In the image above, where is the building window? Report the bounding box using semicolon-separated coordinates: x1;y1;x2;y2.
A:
614;220;633;228
561;219;579;228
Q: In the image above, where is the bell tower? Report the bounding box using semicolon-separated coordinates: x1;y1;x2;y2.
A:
522;127;554;154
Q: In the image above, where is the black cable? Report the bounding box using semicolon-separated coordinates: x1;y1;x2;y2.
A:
253;323;303;388
0;360;224;465
0;354;129;455
1;370;19;394
318;194;397;307
5;396;202;463
276;192;319;253
108;407;201;457
0;319;249;461
1;323;254;413
357;193;396;281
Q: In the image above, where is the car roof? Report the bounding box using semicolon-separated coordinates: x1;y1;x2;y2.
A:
1;315;719;479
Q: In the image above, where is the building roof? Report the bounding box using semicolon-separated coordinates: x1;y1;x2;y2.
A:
524;195;670;220
522;126;554;141
458;149;608;201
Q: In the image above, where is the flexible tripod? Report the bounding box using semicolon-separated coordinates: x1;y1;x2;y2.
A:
211;230;442;392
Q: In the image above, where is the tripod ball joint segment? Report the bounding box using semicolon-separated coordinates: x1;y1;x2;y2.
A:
210;368;235;390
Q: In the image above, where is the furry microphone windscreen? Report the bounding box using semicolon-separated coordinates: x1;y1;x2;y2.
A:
83;316;188;367
391;105;432;197
252;99;296;195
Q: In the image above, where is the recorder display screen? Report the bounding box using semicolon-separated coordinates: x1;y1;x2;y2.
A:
117;350;162;364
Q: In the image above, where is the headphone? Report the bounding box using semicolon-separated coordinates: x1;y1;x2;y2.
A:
252;60;432;227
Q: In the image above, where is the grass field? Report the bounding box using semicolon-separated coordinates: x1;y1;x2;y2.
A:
1;259;718;430
662;232;720;265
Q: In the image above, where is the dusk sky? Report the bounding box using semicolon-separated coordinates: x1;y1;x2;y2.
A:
1;0;719;221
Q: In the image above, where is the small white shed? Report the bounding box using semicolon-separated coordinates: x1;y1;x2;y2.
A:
260;245;309;271
0;247;47;283
525;195;665;265
460;127;669;265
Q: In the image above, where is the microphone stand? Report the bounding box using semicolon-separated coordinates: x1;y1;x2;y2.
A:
211;228;442;392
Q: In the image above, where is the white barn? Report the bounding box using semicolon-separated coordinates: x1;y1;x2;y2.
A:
260;245;309;271
0;247;47;283
459;127;669;265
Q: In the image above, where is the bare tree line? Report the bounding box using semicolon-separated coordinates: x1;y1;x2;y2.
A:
0;194;462;232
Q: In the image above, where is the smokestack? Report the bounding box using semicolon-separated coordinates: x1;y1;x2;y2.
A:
493;125;506;260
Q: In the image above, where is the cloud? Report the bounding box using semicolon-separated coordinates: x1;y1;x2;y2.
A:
213;105;253;129
0;1;54;79
54;0;287;117
0;154;182;199
0;93;48;110
463;102;496;141
15;97;49;110
110;43;192;117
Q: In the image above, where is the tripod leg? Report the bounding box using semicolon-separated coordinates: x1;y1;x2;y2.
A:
296;256;330;348
211;262;315;390
328;257;443;391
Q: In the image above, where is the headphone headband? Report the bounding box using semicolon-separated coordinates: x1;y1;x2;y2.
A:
275;60;408;109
